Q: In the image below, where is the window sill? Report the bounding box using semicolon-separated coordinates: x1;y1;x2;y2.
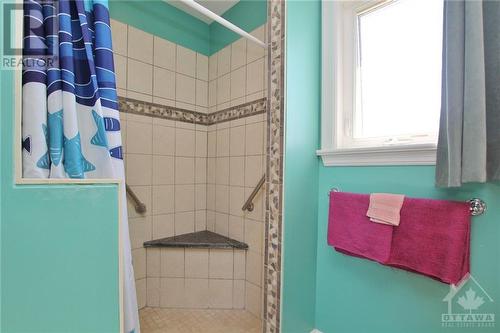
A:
15;178;122;185
316;144;437;166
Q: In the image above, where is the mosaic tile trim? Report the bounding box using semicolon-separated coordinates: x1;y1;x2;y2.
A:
263;1;285;333
118;97;266;126
207;99;267;125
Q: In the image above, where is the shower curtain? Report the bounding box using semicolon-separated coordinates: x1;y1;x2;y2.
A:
22;0;139;332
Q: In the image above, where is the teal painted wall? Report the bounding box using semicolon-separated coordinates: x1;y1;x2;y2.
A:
109;0;211;55
281;1;321;333
315;167;500;333
109;0;267;56
0;30;3;331
209;0;267;54
1;11;121;333
282;2;500;332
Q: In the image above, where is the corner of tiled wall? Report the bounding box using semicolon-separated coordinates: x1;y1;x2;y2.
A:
208;24;268;113
111;18;210;310
110;18;209;112
146;247;247;309
206;23;268;316
206;112;266;318
111;18;267;317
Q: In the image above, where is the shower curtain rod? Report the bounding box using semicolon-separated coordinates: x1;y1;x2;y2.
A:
175;0;267;48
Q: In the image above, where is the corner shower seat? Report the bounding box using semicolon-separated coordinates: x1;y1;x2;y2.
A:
143;230;248;250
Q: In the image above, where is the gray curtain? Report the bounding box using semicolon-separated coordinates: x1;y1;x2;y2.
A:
436;0;500;187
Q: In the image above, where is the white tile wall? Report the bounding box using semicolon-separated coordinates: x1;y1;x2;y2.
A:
175;73;196;104
175;211;195;235
231;38;247;70
185;249;209;278
127;26;153;64
152;214;174;240
153;36;176;71
209;249;234;279
207;113;266;318
111;19;128;56
247;26;266;64
185;278;209;308
148;248;246;309
208;25;267;113
205;26;267;319
120;92;207;312
196;54;209;81
112;19;266;315
127;59;153;95
153;67;176;100
111;19;210;113
176;45;197;77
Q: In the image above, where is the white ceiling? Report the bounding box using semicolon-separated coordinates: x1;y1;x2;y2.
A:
167;0;240;24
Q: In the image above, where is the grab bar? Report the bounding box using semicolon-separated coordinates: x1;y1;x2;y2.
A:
242;175;266;212
126;184;147;214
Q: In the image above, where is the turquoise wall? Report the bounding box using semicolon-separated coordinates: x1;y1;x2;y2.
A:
109;0;267;56
281;1;321;333
209;0;267;54
1;9;121;333
109;0;211;55
282;1;500;332
0;32;3;331
0;1;267;331
315;167;500;333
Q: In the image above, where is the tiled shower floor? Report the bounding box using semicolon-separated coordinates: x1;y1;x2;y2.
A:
139;307;262;333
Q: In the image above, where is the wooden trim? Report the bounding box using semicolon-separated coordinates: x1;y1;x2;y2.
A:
13;0;23;185
316;144;437;166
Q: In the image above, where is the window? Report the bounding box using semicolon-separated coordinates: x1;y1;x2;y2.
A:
318;0;444;166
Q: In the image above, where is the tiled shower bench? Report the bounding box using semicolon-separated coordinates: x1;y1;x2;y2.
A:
143;231;249;309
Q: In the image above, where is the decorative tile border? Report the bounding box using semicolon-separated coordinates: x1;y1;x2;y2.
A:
118;96;266;126
263;1;285;333
207;99;267;125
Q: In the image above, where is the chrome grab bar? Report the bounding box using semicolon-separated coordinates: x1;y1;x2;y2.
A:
242;175;266;212
126;184;147;214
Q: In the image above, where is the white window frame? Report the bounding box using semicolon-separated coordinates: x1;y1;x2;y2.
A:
317;0;438;167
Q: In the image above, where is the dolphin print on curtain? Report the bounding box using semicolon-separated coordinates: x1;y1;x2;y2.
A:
22;0;140;332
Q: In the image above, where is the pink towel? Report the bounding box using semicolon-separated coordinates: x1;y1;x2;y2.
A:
328;192;393;263
328;191;471;285
388;197;471;285
367;193;405;226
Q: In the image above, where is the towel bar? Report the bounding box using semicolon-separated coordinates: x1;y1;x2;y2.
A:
327;188;487;217
467;198;487;216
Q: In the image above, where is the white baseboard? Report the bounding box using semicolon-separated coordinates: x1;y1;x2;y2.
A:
311;329;323;333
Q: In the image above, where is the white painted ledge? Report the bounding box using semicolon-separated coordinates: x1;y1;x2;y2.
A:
316;144;437;166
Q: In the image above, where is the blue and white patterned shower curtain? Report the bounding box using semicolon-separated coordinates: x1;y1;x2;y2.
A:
22;1;139;332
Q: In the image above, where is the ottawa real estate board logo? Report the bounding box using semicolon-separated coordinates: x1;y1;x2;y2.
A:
442;275;495;328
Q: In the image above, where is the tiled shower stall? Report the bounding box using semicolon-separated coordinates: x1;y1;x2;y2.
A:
110;19;267;319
